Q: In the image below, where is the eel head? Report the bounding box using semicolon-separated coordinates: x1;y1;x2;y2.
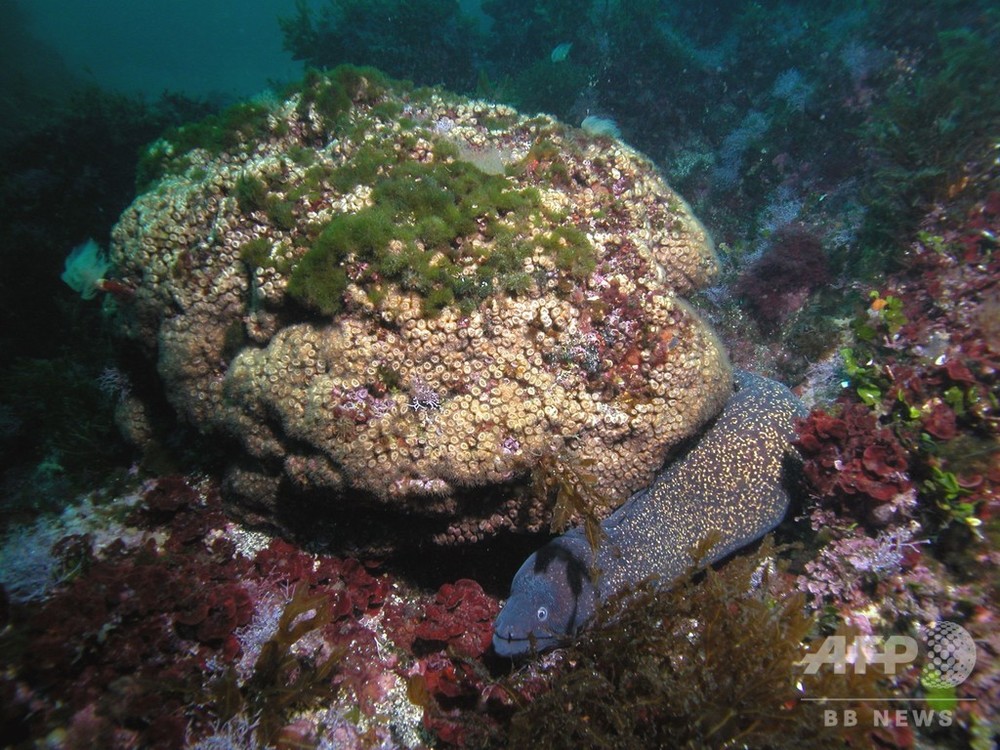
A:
492;530;597;658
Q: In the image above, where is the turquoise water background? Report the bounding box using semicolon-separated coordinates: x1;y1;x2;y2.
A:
25;0;302;97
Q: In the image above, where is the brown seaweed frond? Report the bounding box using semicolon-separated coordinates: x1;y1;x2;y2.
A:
508;537;887;749
531;451;608;553
211;583;344;745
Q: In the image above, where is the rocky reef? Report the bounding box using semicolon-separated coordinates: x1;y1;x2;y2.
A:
106;67;730;549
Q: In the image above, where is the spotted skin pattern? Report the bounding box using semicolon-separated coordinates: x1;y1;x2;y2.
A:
493;370;807;657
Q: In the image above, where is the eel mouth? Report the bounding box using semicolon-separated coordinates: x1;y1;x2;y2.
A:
492;631;531;659
492;630;564;659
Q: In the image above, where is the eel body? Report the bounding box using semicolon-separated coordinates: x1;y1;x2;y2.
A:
492;370;807;658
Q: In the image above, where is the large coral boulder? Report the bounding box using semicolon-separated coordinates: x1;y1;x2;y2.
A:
109;67;730;549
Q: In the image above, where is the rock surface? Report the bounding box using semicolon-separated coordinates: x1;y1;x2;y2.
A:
108;67;730;549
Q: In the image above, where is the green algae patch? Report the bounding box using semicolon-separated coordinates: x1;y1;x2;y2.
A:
135;65;395;192
239;237;274;269
288;156;543;316
234;173;270;213
542;226;598;279
136;100;275;191
295;65;393;124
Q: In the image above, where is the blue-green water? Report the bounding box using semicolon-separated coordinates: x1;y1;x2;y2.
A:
24;0;302;97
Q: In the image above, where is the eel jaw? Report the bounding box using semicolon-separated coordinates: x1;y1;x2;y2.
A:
492;628;564;659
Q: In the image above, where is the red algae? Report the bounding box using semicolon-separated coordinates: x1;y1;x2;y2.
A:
0;476;511;748
735;223;830;334
796;403;916;518
791;170;1000;746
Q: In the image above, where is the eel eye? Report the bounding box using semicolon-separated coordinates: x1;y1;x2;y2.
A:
536;606;548;622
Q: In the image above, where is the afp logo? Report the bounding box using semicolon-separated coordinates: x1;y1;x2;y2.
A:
920;621;977;688
801;622;976;731
798;621;977;688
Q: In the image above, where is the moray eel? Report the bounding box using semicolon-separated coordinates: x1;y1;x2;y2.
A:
492;370;807;658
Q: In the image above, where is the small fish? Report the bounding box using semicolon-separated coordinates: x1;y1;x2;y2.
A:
550;42;573;63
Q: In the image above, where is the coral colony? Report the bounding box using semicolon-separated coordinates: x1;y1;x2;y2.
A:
1;2;999;749
107;68;729;546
